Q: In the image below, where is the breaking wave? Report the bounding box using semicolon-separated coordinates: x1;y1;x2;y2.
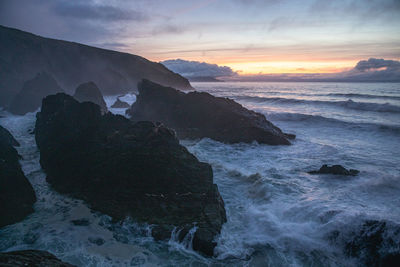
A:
266;112;400;134
235;96;400;113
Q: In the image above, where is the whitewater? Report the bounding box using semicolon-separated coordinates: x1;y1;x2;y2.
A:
1;82;399;266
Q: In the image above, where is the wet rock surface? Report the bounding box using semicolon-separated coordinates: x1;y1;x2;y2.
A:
0;125;36;228
127;79;292;145
35;93;227;256
0;250;75;267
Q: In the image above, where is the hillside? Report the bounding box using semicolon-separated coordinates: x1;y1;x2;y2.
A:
0;25;192;107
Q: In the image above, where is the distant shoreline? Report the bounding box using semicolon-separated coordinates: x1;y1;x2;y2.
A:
191;80;400;83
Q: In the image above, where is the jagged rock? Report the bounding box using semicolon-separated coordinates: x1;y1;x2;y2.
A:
0;126;20;147
126;80;292;145
7;72;63;115
111;98;130;108
308;164;359;176
0;250;75;266
73;82;108;114
0;125;36;228
35;93;226;256
0;25;192;108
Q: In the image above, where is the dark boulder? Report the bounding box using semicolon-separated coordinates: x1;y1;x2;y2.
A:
73;82;108;114
126;80;292;145
0;250;75;267
7;72;64;115
308;164;359;176
35;93;226;256
0;125;36;228
111;97;130;108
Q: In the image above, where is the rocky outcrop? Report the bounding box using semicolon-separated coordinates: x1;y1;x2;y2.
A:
73;82;108;114
0;25;192;108
308;165;359;176
0;250;75;267
35;93;226;256
0;126;20;146
7;72;64;115
111;98;130;108
0;126;36;228
126;80;292;145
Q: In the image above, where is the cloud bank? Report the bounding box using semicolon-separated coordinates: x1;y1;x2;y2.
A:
53;2;147;22
161;59;237;79
226;58;400;82
341;58;400;82
354;58;400;72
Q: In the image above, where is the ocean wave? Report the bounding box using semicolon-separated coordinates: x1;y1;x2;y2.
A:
235;96;400;113
266;112;400;134
326;93;400;101
250;92;400;100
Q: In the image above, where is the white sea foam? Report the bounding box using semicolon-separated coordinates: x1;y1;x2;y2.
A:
1;82;400;266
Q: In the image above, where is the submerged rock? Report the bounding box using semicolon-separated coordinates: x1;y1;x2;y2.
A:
0;250;75;266
70;218;90;226
0;125;36;228
126;79;292;145
7;72;64;115
73;82;108;114
111;97;130;108
35;93;227;256
345;220;400;267
308;164;359;176
330;220;400;267
88;237;105;246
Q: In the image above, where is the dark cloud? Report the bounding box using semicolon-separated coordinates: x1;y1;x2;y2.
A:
0;0;150;46
53;2;147;22
354;58;400;72
161;59;237;78
151;25;185;36
342;58;400;82
0;0;190;47
310;0;400;22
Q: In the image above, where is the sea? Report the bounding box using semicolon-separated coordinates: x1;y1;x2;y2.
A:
0;82;399;266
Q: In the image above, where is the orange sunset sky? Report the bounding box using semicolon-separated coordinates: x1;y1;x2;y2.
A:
1;0;399;75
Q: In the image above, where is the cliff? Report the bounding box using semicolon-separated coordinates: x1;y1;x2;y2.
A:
0;25;192;107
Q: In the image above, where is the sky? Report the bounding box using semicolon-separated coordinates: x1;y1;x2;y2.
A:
0;0;399;75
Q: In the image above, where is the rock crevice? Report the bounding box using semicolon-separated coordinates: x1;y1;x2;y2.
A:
35;93;226;256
